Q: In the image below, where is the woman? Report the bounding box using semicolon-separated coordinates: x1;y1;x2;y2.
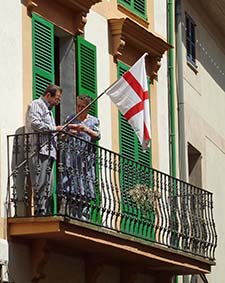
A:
62;94;100;219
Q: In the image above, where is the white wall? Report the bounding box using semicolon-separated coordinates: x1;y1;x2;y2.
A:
0;1;23;216
154;0;170;173
85;11;112;150
183;3;225;282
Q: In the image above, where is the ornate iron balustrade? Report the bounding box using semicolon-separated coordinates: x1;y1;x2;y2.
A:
7;132;217;260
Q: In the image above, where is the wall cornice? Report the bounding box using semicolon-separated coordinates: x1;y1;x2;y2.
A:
23;0;102;34
109;18;172;81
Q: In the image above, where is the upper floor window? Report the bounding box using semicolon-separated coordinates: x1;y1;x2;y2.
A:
118;0;147;20
185;13;196;66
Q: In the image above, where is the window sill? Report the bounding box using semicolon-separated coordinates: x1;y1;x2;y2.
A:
187;59;198;74
118;4;149;29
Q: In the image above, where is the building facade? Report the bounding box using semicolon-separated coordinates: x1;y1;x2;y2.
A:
0;0;222;282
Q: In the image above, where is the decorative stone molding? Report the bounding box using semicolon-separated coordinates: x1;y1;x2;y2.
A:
22;0;102;35
108;18;172;81
23;0;38;15
63;0;102;12
77;13;88;35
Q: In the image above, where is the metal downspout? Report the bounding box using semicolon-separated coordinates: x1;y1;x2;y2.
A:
176;0;187;182
168;0;177;179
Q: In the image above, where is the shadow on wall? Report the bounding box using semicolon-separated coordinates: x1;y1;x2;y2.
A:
197;39;225;92
182;24;225;92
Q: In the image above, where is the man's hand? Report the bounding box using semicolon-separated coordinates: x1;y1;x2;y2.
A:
56;125;64;131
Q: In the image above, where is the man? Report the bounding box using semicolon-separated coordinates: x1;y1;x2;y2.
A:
25;84;63;215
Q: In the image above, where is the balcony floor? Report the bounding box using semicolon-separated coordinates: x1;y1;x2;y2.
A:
8;216;214;276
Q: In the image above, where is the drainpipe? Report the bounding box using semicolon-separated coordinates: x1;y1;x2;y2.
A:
168;0;176;179
176;0;187;182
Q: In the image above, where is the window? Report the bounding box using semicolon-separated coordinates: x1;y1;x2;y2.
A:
118;0;147;20
185;13;196;66
32;14;98;119
188;143;202;188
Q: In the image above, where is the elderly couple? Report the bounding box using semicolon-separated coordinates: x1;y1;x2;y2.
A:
25;84;100;218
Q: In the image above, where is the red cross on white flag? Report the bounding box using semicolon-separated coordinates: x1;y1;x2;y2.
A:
106;53;151;150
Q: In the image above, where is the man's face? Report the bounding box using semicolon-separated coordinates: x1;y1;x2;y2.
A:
46;90;62;106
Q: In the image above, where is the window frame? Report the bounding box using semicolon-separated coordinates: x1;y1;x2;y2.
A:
118;0;147;21
185;13;197;67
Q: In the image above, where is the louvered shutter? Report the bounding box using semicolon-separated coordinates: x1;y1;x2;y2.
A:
137;78;152;168
134;0;146;16
32;13;54;99
32;14;57;215
76;36;97;117
76;36;100;223
118;0;146;19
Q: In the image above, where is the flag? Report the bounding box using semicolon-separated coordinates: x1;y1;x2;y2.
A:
106;53;151;150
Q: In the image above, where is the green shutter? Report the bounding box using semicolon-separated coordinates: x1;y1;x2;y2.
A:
76;36;97;117
118;0;147;20
134;0;146;16
32;13;54;99
76;36;100;223
137;78;152;168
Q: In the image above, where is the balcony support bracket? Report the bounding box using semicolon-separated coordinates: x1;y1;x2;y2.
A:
108;18;172;81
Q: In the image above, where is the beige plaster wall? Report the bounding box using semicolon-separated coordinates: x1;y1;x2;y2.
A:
0;218;6;239
22;5;33;121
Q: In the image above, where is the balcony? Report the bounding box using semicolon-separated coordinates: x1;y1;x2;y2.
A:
7;132;217;280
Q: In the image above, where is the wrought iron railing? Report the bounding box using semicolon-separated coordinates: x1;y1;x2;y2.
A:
7;132;217;260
